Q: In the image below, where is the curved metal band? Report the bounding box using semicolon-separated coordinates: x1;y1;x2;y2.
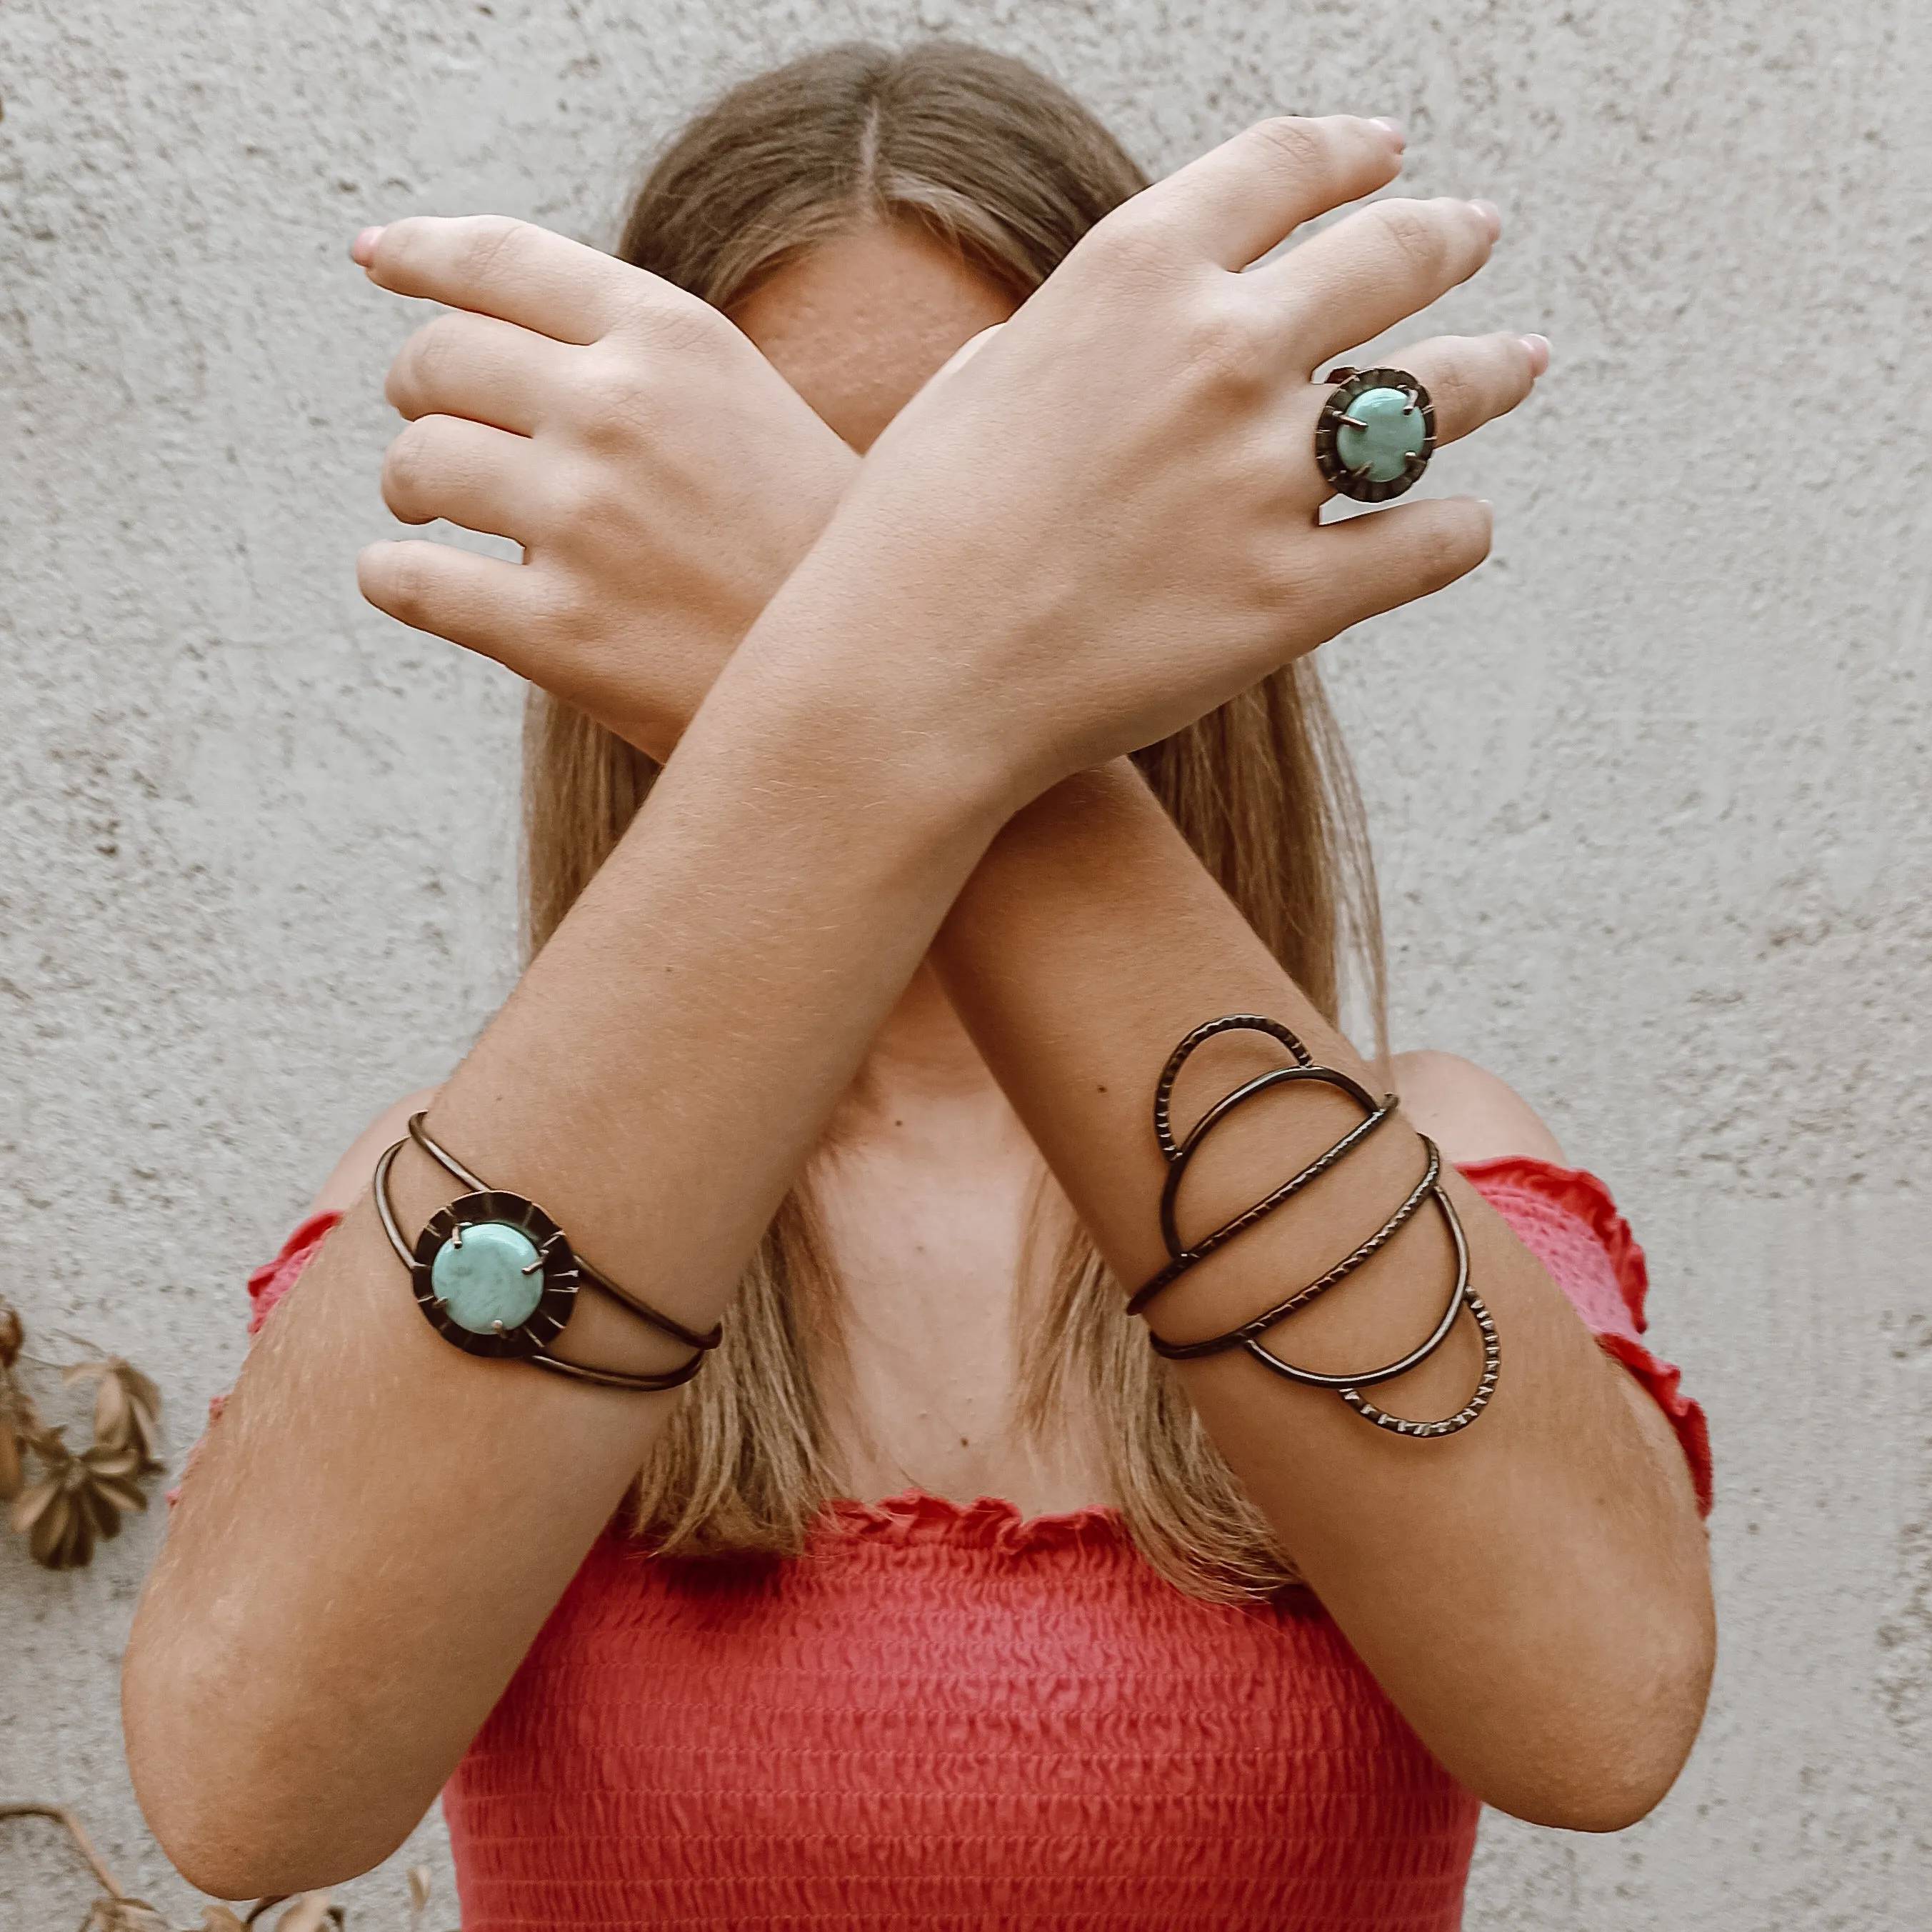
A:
1129;1013;1500;1438
407;1115;721;1355
1151;1138;1446;1359
1337;1284;1500;1438
374;1133;711;1394
1238;1173;1467;1388
1131;1016;1399;1318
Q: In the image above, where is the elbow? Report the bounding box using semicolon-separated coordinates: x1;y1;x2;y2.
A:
131;1752;417;1904
124;1633;416;1901
1491;1750;1691;1835
1468;1612;1716;1834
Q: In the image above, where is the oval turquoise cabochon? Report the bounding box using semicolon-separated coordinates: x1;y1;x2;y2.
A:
431;1221;546;1333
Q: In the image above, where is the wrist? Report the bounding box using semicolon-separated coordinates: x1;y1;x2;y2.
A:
701;557;1026;844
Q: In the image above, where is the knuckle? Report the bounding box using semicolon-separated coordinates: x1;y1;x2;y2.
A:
381;421;442;514
580;349;656;427
453;214;526;282
389;314;461;406
1184;291;1271;386
1247;116;1325;179
1426;359;1477;432
1415;509;1477;584
367;544;434;622
631;287;729;356
1374;199;1451;276
1073;201;1173;285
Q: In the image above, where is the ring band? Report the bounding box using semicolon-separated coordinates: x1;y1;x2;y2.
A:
1314;366;1436;503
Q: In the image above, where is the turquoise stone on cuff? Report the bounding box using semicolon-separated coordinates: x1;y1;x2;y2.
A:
431;1221;546;1334
1334;386;1427;483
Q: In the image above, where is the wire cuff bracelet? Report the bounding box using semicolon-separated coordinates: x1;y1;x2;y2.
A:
372;1114;721;1393
1128;1016;1500;1438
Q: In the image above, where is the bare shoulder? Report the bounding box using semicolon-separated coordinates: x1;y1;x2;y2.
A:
1390;1051;1566;1167
304;1087;442;1218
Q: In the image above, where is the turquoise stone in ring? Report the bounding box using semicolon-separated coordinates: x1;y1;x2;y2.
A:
1334;386;1428;483
431;1220;546;1334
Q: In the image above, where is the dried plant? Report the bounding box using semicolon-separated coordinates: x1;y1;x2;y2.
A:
1;1803;444;1928
0;1293;164;1569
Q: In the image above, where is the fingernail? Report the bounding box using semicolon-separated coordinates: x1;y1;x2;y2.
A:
1371;117;1406;153
351;226;384;266
1520;334;1551;376
1469;199;1502;241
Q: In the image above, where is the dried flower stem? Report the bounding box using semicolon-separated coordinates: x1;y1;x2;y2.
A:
0;1801;128;1898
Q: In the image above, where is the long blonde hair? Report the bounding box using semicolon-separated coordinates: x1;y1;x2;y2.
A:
525;41;1386;1601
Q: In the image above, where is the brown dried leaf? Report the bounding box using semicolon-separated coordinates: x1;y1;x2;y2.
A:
89;1471;151;1516
81;1897;172;1932
69;1357;164;1462
94;1366;131;1441
118;1359;164;1423
11;1474;60;1535
84;1439;146;1481
272;1893;334;1932
409;1863;431;1913
0;1298;21;1368
199;1906;249;1931
76;1475;127;1542
0;1419;21;1501
35;1485;94;1567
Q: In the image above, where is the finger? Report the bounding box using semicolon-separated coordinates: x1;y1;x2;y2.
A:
381;415;536;539
1367;331;1543;446
1258;197;1498;372
1299;496;1493;641
358;539;546;671
362;215;670;345
1131;116;1405;271
386;309;573;434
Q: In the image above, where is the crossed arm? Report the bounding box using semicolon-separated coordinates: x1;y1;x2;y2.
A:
124;119;1712;1898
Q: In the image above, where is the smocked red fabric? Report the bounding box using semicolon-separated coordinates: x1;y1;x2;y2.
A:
224;1159;1706;1931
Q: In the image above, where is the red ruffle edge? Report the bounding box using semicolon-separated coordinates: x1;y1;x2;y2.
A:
1461;1156;1711;1515
819;1488;1127;1556
247;1208;342;1334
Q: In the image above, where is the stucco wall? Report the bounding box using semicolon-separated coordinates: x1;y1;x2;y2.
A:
2;0;1926;1925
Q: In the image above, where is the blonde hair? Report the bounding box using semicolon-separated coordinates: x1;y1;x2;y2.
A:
526;41;1386;1601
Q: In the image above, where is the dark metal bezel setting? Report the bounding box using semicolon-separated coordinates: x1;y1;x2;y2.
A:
410;1190;581;1361
1313;366;1437;504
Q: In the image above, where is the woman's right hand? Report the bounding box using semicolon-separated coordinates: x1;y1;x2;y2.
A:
741;114;1538;813
354;218;858;760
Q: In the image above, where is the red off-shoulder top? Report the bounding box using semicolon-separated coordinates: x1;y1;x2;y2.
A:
219;1157;1707;1931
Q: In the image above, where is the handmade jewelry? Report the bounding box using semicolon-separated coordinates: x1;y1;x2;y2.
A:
1130;1016;1498;1436
374;1113;719;1392
1313;366;1436;503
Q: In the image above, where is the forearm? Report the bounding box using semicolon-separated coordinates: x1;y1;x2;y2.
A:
126;606;1003;1895
931;761;1713;1827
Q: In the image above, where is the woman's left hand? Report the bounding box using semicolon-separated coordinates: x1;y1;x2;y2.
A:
354;217;858;759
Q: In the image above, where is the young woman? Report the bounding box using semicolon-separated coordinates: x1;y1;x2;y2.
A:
126;43;1713;1931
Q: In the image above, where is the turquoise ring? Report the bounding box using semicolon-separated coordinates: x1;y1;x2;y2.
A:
1313;366;1436;503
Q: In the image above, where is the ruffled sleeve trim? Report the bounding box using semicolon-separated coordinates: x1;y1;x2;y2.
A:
246;1208;341;1336
1459;1156;1711;1514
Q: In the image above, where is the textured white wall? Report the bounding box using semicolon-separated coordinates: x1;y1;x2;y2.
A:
2;0;1927;1925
